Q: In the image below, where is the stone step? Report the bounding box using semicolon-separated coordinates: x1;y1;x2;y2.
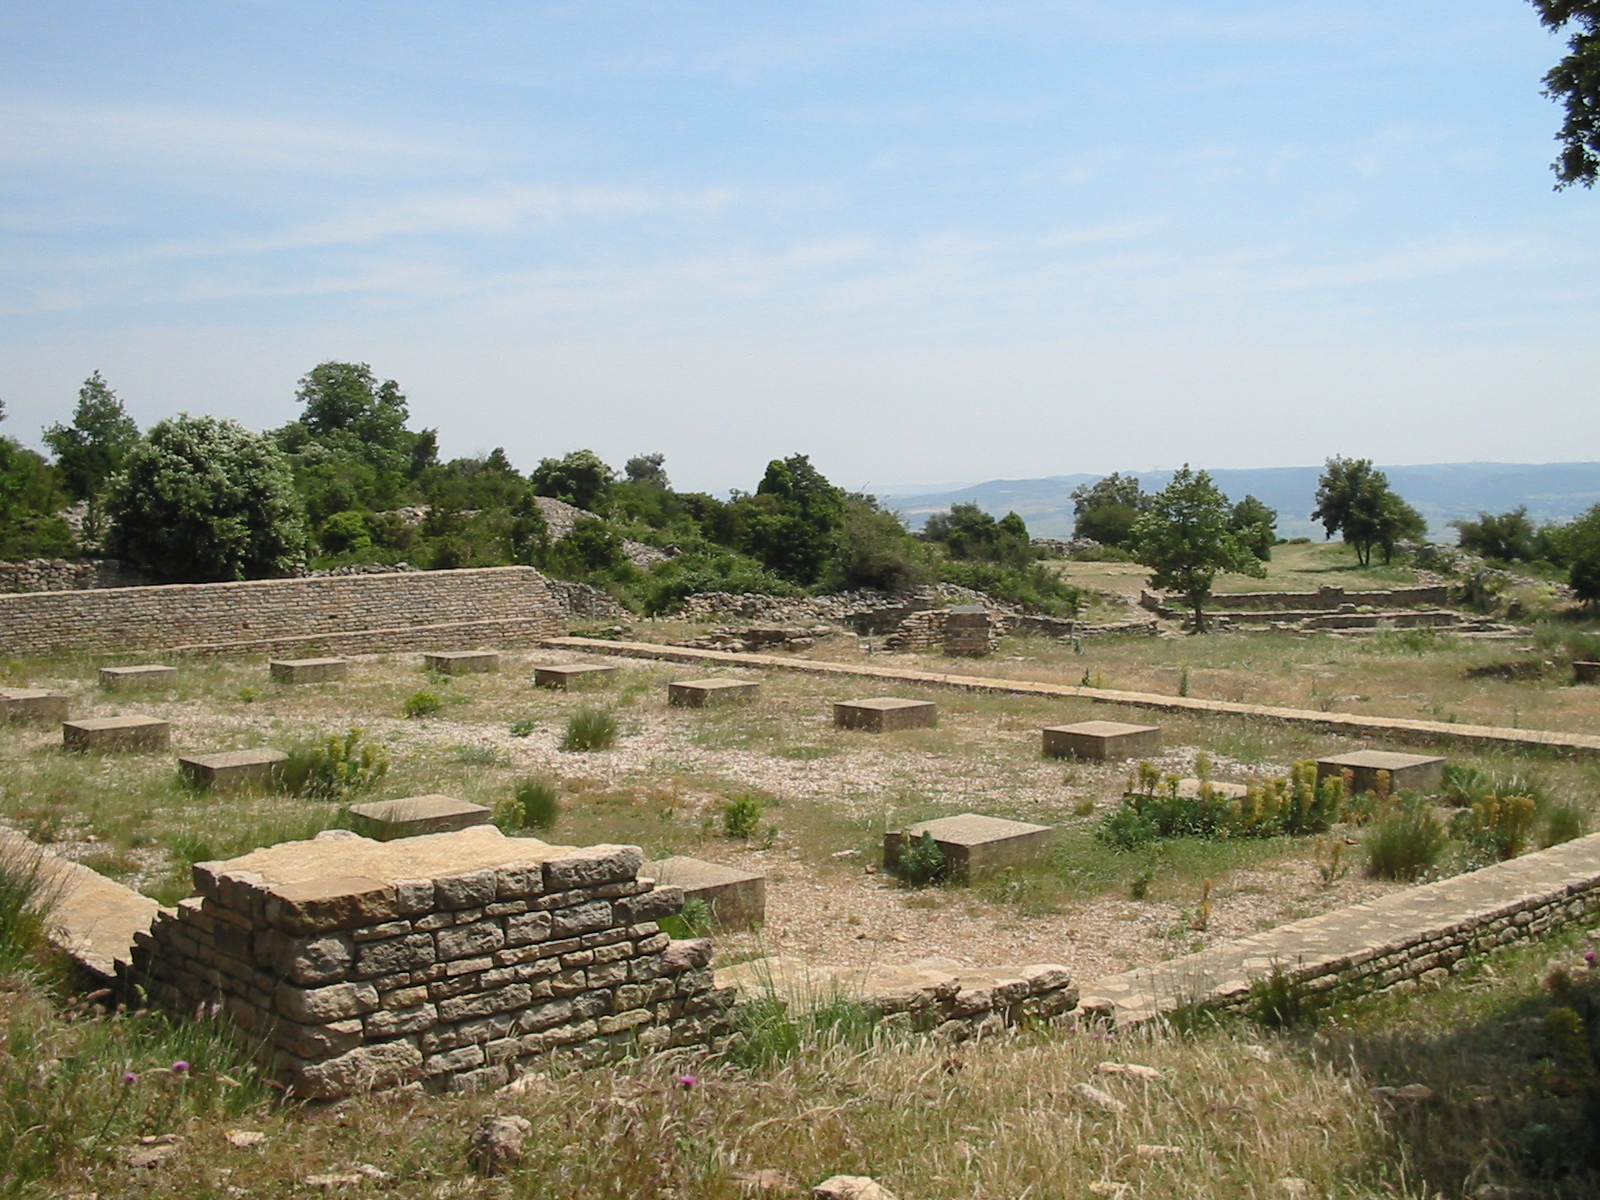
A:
269;657;350;684
534;663;619;690
884;813;1053;880
423;650;500;675
667;678;761;707
99;664;178;690
1043;720;1161;761
0;688;69;723
833;697;938;732
347;795;493;840
63;715;170;753
179;748;288;790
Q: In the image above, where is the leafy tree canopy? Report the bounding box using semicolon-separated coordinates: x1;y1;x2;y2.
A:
742;454;846;585
1531;1;1600;187
531;449;614;513
1311;456;1425;567
924;502;1034;567
41;372;140;502
0;402;73;558
104;414;308;582
624;453;670;489
1070;472;1147;547
1453;506;1544;564
1131;465;1265;631
1228;494;1278;562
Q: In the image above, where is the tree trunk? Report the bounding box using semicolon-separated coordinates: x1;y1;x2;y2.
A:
1190;594;1206;634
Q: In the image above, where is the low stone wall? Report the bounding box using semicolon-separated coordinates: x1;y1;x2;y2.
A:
0;566;565;657
0;557;146;593
544;579;632;621
1208;584;1450;611
132;827;735;1097
1079;830;1600;1025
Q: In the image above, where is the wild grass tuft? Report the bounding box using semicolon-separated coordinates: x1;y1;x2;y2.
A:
721;793;764;840
562;708;618;753
0;840;56;975
1364;798;1448;881
403;690;443;718
513;779;560;831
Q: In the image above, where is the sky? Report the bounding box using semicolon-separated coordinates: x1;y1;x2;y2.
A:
1;1;1596;495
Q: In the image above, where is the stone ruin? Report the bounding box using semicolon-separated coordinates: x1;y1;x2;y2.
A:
131;827;734;1097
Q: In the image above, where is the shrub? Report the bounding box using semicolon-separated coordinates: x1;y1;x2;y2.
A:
722;793;764;840
404;690;443;718
514;780;560;831
1096;760;1344;846
1364;799;1447;881
1455;794;1538;861
275;728;390;799
562;708;618;752
889;831;948;886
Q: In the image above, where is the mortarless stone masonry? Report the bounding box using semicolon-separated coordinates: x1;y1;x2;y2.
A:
0;566;565;658
131;826;735;1098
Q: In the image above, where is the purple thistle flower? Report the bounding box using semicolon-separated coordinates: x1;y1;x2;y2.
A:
1586;950;1596;965
122;1071;139;1085
171;1060;191;1074
677;1074;697;1089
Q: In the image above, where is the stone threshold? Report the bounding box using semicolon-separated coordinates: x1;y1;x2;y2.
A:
1077;830;1600;1024
542;636;1600;758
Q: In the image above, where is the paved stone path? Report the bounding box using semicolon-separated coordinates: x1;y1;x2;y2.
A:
544;636;1600;757
1077;831;1600;1024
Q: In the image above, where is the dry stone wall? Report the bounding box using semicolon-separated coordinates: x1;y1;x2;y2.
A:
131;827;735;1097
1206;584;1450;611
0;566;565;657
0;558;146;593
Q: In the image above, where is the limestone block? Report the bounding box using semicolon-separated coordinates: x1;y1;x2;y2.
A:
883;813;1054;881
1575;661;1600;685
0;689;70;723
179;748;287;791
63;715;170;753
648;856;764;928
424;650;500;675
99;664;178;690
1176;778;1249;800
544;845;644;890
833;697;938;732
268;657;350;684
534;663;618;690
348;795;492;841
264;876;400;935
288;1039;424;1099
275;979;380;1023
668;678;761;707
1042;720;1160;761
1316;750;1445;796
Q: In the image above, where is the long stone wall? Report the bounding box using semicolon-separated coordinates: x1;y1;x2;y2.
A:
1207;584;1451;611
1079;830;1600;1025
0;566;565;657
0;557;147;593
132;827;735;1097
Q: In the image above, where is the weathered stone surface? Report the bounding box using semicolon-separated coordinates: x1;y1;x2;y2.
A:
424;650;501;675
289;1039;423;1099
99;664;178;690
348;795;492;841
468;1114;532;1177
661;938;714;973
813;1175;899;1200
544;845;645;890
269;657;349;684
63;715;170;753
883;813;1053;881
1042;720;1160;761
1316;750;1445;796
0;689;69;723
260;930;355;985
178;748;287;791
276;980;381;1023
667;678;761;707
648;857;761;928
534;663;618;690
265;877;400;935
833;697;937;732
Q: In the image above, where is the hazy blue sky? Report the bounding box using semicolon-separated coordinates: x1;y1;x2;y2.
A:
1;2;1594;494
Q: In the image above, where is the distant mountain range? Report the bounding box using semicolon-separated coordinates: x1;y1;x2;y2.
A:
879;463;1600;541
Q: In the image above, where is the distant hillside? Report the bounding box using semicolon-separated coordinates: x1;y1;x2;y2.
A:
881;463;1600;541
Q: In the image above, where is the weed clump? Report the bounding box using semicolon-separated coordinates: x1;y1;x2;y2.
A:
275;728;390;799
404;690;443;718
562;708;618;752
722;793;764;840
1455;794;1538;862
1097;759;1345;849
513;780;560;831
1542;802;1589;848
0;841;55;974
509;718;536;738
889;831;948;886
661;896;713;939
1364;797;1447;880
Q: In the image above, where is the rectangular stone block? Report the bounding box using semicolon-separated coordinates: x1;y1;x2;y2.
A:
883;813;1054;881
833;697;938;732
1574;661;1600;684
1042;720;1161;761
63;715;170;753
648;856;764;928
179;748;288;791
99;664;178;690
0;689;70;724
1317;750;1446;796
534;663;618;690
668;678;761;708
423;650;500;675
269;657;349;684
348;795;493;841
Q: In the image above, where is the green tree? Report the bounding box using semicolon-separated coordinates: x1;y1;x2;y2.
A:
1529;1;1600;187
293;362;411;447
1557;503;1600;603
531;449;614;513
1311;457;1425;566
923;502;1034;566
1228;494;1278;562
0;401;73;558
1070;472;1147;547
41;371;140;502
1453;506;1540;563
104;415;308;582
743;454;845;585
624;453;670;489
1131;465;1265;632
832;495;927;592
